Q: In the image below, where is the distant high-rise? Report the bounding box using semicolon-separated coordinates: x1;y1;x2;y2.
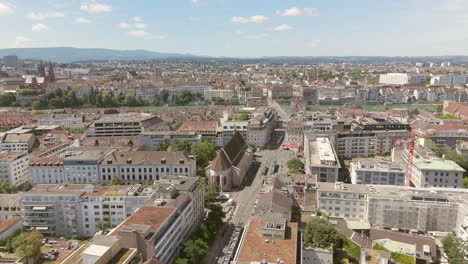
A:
379;73;422;85
3;55;19;69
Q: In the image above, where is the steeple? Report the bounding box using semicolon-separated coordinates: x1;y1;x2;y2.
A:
38;63;46;78
48;61;55;83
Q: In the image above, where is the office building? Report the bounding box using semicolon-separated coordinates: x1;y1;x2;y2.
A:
29;157;64;184
409;158;465;188
317;182;368;220
203;89;234;101
86;113;163;137
139;131;202;150
0;151;29;186
304;136;340;182
431;75;468;85
349;160;406;185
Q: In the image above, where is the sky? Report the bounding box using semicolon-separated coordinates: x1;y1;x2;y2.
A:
0;0;468;57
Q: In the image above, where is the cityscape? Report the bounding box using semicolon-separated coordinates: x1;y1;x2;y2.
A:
0;1;468;264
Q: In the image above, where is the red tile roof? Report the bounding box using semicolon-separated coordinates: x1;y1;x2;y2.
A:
178;121;218;133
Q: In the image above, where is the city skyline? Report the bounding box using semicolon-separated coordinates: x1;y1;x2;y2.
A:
0;0;468;57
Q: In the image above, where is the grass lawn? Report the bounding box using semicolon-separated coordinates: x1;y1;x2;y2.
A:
436;114;460;120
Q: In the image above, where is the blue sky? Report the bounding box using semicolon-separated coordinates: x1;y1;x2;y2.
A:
0;0;467;57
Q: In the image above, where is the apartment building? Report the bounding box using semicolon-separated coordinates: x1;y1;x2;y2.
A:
431;75;468;85
177;121;220;146
284;121;304;146
0;151;29;186
99;150;196;184
0;133;35;152
409;158;465;188
336;132;377;158
139;131;202;150
64;147;114;184
379;73;422;85
86;113;163;137
79;184;153;237
203;89;234;101
317;182;368;220
349;160;406;186
304;135;340;182
29;157;64;184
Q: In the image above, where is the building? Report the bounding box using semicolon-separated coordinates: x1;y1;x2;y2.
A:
335;132;377;159
86;113;163;137
139;131;202;150
99;150;196;184
254;191;293;221
317;182;368;220
304;135;340;182
0;133;35;152
203;89;234;101
64;147;114;184
0;151;29;186
234;218;298;264
284;121;304;147
29;156;64;184
0;194;20;221
205;131;253;191
302;247;333;264
379;73;422;85
431;75;468;85
349;160;406;185
177;121;220;145
79;184;153;237
409;158;465;188
3;55;19;69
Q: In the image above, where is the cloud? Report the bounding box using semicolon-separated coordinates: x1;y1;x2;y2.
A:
231;15;269;24
15;36;32;47
0;3;14;16
133;16;142;22
243;33;269;40
75;17;91;23
119;20;146;29
191;0;200;3
275;7;319;17
80;2;112;13
32;23;49;32
273;24;294;31
127;30;164;40
25;11;64;20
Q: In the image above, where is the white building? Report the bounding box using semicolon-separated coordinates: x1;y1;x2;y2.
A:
0;151;29;186
317;182;368;220
64;147;114;184
430;75;468;86
304;135;340;182
203;89;234;101
29;157;64;184
0;133;35;152
409;158;465;188
379;73;422;85
349;160;406;185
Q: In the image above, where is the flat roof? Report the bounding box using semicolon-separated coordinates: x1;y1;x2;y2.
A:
111;206;175;235
413;158;465;172
236;219;297;264
307;137;340;168
82;244;110;257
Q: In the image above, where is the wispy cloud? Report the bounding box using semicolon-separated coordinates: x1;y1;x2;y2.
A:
231;15;269;24
273;24;294;31
275;7;319;17
119;17;146;29
25;11;64;20
15;36;32;47
127;30;165;40
32;23;49;32
75;17;91;24
80;2;112;13
0;3;14;16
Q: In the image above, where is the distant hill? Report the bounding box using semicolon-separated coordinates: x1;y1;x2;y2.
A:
0;47;201;63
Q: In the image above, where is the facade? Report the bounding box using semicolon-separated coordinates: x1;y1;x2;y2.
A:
0;194;20;221
86;113;163;137
409;158;465;188
431;75;468;85
284;121;304;146
317;182;368;220
99;150;196;184
64;147;114;184
0;151;29;186
29;157;64;184
206;131;253;191
379;73;422;85
336;132;376;159
304;135;340;182
3;55;19;69
203;89;234;101
349;160;406;185
0;133;35;152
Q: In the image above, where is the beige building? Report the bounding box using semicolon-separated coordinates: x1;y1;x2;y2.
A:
304;135;340;182
0;151;29;186
317;182;368;220
203;89;234;101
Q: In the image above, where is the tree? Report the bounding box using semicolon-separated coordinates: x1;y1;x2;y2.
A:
171;139;192;151
95;220;111;232
110;175;122;186
463;177;468;188
205;184;220;202
0;181;17;193
191;141;217;175
441;234;468;264
160;89;169;102
101;91;113;107
174;91;193;106
124;94;138;107
182;239;208;264
0;93;16;107
435;104;443;113
303;218;344;249
155;142;169;151
174;259;189;264
13;230;43;264
287;158;304;173
234;113;249;120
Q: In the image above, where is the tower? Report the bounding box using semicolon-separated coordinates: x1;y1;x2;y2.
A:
38;63;46;78
48;61;55;83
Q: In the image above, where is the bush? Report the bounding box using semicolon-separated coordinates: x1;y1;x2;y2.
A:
344;238;361;262
391;252;415;264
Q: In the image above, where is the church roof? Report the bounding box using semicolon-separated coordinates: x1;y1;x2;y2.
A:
223;130;246;163
211;150;231;171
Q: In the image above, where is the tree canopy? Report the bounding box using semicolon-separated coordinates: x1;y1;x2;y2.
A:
95;220;111;232
441;234;468;264
287;158;304;173
171;139;192;151
191;141;217;175
303;218;344;249
0;93;16;107
13;230;43;264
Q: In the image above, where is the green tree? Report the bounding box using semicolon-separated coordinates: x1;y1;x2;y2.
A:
171;139;192;151
174;91;193;106
13;230;43;264
287;158;304;172
174;259;189;264
0;181;17;193
463;177;468;188
160;89;169;102
435;104;443;112
441;234;468;264
303;218;344;249
191;141;217;175
0;93;16;107
182;239;208;264
155;142;169;151
101;91;113;107
124;94;137;107
234;113;249;120
95;220;111;232
205;183;220;203
110;176;122;186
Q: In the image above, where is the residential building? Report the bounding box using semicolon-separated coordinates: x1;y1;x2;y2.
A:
304;135;340;182
0;151;29;186
139;131;202;150
284;121;304;146
177;121;220;146
29;156;64;184
86;113;163;137
0;133;35;152
203;89;234;101
254;191;293;221
349;160;406;185
206;131;253;191
36;114;85;125
409;158;465;188
64;147;114;184
317;182;368;220
99;150;196;184
335;132;377;158
431;75;468;85
379;73;422;85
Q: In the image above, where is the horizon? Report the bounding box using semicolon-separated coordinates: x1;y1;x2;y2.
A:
0;0;468;57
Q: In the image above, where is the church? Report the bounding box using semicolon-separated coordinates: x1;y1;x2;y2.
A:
205;131;253;191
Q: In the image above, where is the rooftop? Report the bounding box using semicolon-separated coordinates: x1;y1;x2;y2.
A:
25;184;91;195
236;219;298;264
0;151;25;160
96;113;155;123
111;206;175;235
413;158;465;172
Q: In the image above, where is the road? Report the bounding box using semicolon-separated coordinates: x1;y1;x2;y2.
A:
205;138;295;264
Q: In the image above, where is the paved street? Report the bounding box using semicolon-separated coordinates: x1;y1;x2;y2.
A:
205;131;296;264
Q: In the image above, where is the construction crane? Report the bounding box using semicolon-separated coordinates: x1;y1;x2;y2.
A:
404;125;461;186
